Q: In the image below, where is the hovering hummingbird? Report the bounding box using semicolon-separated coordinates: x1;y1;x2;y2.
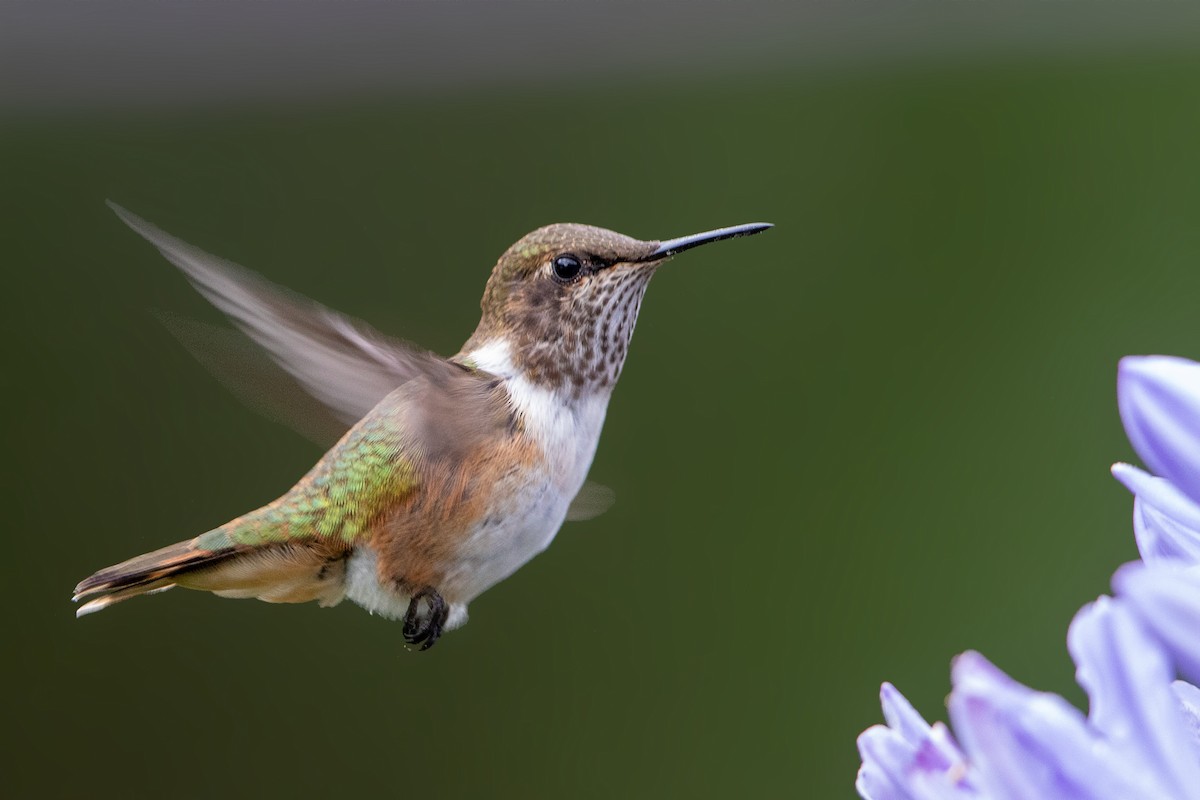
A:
74;203;771;649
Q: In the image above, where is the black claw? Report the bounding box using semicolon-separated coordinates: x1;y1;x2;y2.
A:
403;587;449;651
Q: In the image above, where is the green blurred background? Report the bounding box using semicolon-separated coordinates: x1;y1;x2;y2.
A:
5;3;1200;797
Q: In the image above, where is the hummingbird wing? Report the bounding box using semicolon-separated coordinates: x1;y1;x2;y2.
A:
563;481;616;521
108;201;444;432
108;202;615;519
155;312;353;446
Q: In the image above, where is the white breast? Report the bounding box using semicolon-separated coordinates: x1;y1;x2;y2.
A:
469;338;610;493
451;339;611;598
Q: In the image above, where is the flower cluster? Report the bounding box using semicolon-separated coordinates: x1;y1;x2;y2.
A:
856;355;1200;800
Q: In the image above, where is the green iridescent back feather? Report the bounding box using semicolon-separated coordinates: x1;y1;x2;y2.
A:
197;410;417;551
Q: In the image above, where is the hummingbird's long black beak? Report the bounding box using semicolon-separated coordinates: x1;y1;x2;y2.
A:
643;222;773;260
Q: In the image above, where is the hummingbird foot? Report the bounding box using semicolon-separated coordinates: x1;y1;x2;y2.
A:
403;586;449;651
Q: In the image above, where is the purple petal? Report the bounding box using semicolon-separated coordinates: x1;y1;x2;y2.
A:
857;727;978;800
906;766;980;800
1118;356;1200;506
1112;463;1200;564
1114;561;1200;685
857;684;976;800
857;725;918;800
1174;681;1200;760
880;683;966;769
881;682;933;746
1067;597;1200;799
948;651;1149;800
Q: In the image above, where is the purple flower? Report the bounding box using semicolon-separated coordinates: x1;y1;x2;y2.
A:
858;601;1200;800
1110;463;1200;563
857;351;1200;799
1118;355;1200;506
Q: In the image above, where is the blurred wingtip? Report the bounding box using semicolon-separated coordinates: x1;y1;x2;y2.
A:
105;198;133;222
107;201;192;254
105;199;160;241
564;481;616;522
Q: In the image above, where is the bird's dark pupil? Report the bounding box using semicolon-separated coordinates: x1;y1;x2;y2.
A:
553;255;582;281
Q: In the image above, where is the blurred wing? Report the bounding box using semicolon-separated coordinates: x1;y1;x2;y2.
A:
565;481;616;521
157;313;351;446
108;201;443;428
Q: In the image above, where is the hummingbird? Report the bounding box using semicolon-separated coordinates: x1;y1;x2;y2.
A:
74;203;771;649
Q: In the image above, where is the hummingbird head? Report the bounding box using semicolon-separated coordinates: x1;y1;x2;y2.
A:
463;222;771;394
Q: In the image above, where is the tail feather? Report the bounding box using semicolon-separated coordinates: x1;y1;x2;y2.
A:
73;534;349;616
75;582;177;617
73;539;234;618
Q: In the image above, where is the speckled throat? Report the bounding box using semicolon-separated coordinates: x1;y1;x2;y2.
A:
485;263;656;393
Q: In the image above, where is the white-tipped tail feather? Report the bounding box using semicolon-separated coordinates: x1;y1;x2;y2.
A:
73;539;348;616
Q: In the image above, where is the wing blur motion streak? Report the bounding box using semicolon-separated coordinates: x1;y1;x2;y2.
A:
156;313;352;447
108;201;444;427
109;201;614;520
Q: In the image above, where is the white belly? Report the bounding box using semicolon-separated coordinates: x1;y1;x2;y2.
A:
342;473;569;631
450;467;574;598
342;463;584;630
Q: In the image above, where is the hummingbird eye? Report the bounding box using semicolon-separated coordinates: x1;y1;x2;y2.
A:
551;254;583;283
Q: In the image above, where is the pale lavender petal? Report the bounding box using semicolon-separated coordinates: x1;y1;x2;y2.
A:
857;725;916;800
948;651;1148;800
881;683;966;768
854;724;974;800
881;682;932;744
1174;681;1200;760
857;726;978;800
905;771;980;800
1111;463;1200;564
1115;562;1200;685
1067;597;1200;799
1118;355;1200;506
857;684;977;800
